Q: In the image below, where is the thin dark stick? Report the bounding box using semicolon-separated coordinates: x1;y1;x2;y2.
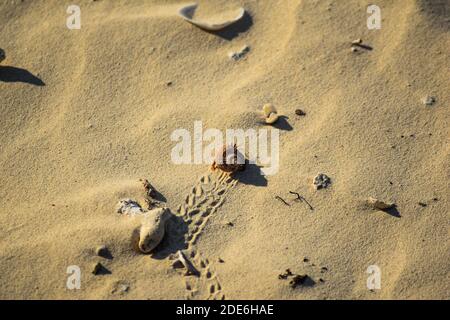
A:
289;191;314;211
289;191;301;201
275;196;290;206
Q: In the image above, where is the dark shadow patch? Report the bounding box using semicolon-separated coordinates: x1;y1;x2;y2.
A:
150;213;189;260
381;205;401;218
205;11;253;41
290;274;316;288
352;43;373;51
233;162;268;187
271;116;293;131
148;188;167;204
93;264;112;276
98;248;113;260
0;66;45;86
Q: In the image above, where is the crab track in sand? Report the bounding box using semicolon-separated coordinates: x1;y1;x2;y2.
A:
173;170;237;300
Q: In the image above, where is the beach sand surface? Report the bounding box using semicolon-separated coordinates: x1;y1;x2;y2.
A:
0;0;449;299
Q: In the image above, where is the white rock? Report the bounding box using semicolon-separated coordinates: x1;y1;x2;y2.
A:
138;207;171;253
116;199;144;216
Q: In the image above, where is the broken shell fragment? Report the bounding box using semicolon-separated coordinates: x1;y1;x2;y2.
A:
367;197;395;210
178;3;246;31
171;250;200;276
116;199;144;216
138;207;171;253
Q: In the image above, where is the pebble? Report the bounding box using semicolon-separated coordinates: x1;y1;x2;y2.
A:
313;173;331;190
0;48;5;63
422;96;436;106
111;281;130;295
262;103;279;125
265;112;279;124
262;103;276;117
229;45;250;61
367;197;394;210
295;109;306;116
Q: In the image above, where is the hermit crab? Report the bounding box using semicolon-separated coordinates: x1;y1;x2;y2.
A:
211;144;246;174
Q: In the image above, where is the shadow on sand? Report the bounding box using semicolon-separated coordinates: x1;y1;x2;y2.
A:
204;11;253;41
0;66;45;86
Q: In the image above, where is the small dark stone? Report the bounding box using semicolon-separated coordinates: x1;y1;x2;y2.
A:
295;109;306;116
418;202;427;207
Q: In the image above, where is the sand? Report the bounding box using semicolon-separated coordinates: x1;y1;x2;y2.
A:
0;0;449;300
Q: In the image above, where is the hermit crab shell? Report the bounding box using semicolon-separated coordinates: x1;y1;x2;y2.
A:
213;144;245;173
137;207;171;253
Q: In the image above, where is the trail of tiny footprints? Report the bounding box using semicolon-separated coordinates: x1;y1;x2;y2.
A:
174;170;237;300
